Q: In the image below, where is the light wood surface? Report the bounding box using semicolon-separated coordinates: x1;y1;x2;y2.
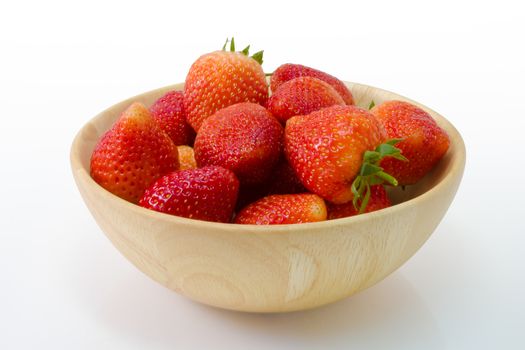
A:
70;82;466;313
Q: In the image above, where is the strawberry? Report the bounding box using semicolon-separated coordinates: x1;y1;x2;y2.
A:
194;102;283;185
177;145;197;170
149;90;195;145
234;193;327;225
285;105;405;212
267;77;345;123
184;38;268;131
371;100;450;185
90;102;179;203
139;166;239;223
270;63;354;105
327;185;391;219
267;159;306;195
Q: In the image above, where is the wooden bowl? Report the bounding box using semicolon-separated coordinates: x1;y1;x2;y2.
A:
71;82;465;313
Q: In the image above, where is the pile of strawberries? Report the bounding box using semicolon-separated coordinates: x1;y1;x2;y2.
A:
90;39;450;225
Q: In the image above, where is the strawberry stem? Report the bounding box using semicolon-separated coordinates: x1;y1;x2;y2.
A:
221;37;264;65
351;139;407;213
376;171;398;186
251;50;264;65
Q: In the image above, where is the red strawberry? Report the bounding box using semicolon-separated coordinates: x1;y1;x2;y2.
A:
194;102;283;185
184;38;268;131
139;166;239;223
267;77;345;123
371;100;450;185
235;193;327;225
267;159;307;195
90;102;179;203
270;63;354;105
327;185;391;219
177;145;197;170
285;105;405;211
149;90;195;145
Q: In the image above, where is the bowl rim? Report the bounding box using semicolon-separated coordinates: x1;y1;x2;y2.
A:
71;82;466;234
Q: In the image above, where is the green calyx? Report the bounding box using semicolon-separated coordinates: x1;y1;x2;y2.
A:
222;37;264;65
351;139;408;214
368;100;376;110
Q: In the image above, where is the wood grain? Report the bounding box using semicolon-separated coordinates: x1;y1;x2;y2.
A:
70;82;466;312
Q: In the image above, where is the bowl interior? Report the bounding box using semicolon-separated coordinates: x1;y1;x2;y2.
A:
73;82;465;220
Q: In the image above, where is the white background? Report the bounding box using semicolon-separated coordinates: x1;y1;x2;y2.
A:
1;0;524;349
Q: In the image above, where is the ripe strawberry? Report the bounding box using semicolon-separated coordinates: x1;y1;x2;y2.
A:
267;77;345;123
371;100;450;185
139;166;239;223
90;102;179;203
194;102;283;185
149;90;195;145
177;145;197;170
267;159;306;195
234;194;327;225
285;105;405;211
184;38;268;131
327;185;391;219
270;63;354;105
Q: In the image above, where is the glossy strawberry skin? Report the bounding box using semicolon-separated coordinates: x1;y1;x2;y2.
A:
235;193;327;225
327;185;391;219
139;166;239;223
194;102;283;186
184;51;268;131
270;63;354;105
177;145;197;170
149;90;195;145
285;105;385;204
371;100;450;185
267;77;345;123
90;102;179;203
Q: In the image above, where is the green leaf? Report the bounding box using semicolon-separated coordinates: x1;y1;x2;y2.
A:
386;138;404;146
368;176;384;185
368;100;375;110
352;197;359;210
351;176;362;210
351;176;361;196
363;150;380;163
376;171;398;186
376;143;399;157
241;45;250;55
251;50;264;65
230;37;235;52
352;139;404;212
222;38;229;51
392;153;409;161
359;184;372;214
360;163;382;176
